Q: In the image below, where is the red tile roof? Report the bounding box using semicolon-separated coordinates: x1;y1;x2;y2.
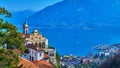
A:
19;57;53;68
32;60;53;68
22;34;30;38
19;57;39;68
26;44;44;51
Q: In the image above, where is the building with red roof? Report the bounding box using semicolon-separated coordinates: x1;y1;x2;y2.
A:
19;57;53;68
21;20;57;65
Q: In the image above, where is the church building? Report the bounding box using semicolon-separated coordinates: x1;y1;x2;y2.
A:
21;20;57;64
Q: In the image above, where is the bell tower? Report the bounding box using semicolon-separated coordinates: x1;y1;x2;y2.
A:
23;19;28;34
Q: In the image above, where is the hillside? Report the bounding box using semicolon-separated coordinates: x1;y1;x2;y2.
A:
28;0;120;31
7;10;35;25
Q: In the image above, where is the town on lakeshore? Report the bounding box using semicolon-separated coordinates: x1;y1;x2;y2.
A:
19;20;120;68
0;19;120;68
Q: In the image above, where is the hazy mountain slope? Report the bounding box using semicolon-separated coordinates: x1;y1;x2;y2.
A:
28;0;120;31
9;10;35;25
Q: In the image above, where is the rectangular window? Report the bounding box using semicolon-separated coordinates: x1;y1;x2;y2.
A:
40;53;41;56
49;53;54;56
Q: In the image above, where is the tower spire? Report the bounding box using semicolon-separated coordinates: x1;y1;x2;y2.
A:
24;18;27;25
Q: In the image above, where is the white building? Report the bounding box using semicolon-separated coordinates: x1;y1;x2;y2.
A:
27;44;44;61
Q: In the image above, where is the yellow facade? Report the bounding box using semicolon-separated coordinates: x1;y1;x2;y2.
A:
25;30;48;49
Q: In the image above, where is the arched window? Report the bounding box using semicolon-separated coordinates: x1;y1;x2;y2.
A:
42;42;45;48
35;43;37;45
39;42;42;48
32;56;34;61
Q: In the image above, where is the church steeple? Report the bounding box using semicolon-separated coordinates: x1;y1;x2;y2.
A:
23;19;28;34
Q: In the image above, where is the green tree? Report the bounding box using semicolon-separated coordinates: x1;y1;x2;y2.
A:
56;52;61;68
0;48;19;68
0;7;25;68
0;7;25;51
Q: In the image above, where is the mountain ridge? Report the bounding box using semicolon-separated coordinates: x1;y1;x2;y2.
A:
27;0;120;31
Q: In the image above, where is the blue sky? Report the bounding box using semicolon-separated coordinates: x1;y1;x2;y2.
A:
0;0;63;11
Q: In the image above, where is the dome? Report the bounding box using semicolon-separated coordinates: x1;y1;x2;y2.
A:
34;29;38;32
25;24;28;27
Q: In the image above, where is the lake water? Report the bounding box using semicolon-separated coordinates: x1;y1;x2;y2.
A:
19;28;120;56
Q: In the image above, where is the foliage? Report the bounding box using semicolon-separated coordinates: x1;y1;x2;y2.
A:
0;7;25;68
0;48;19;68
1;22;23;49
0;7;11;17
0;7;25;51
56;52;61;68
